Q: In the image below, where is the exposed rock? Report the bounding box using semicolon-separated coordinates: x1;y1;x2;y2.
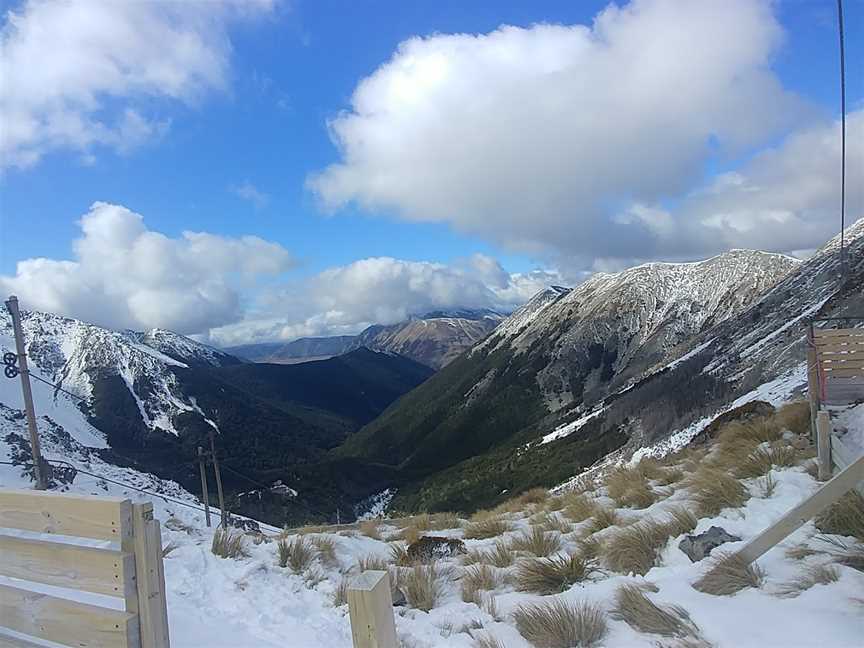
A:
690;401;776;446
406;535;467;563
679;526;741;562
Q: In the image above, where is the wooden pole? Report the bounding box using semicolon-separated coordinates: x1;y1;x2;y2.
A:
5;295;47;490
130;503;171;648
817;410;832;481
209;430;227;527
198;446;211;528
806;324;819;444
348;570;398;648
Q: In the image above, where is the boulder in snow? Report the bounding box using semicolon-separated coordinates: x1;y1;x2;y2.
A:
679;526;741;562
407;536;467;563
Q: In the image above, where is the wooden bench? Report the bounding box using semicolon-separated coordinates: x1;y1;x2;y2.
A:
0;489;170;648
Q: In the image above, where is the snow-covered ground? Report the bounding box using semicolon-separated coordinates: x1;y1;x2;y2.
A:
3;393;863;647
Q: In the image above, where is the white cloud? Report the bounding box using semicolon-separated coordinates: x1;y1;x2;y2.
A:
0;202;293;334
0;0;274;168
230;181;270;208
208;254;563;346
308;0;813;266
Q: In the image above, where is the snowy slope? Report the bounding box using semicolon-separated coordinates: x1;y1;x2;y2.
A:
0;310;234;436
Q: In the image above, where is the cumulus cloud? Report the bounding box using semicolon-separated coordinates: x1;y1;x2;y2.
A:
0;0;274;168
208;255;563;346
0;202;293;333
308;0;817;266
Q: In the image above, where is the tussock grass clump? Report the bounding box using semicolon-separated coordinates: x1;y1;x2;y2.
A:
465;540;516;568
693;552;765;595
736;443;800;479
578;534;603;561
516;554;599;594
389;542;413;566
818;536;864;573
532;511;573;534
687;468;749;517
757;472;778;498
775;400;812;435
278;537;316;572
727;418;784;445
604;509;696;576
359;520;382;540
815;491;864;542
211;528;247;559
471;633;505;648
606;467;657;509
588;506;619;533
311;536;338;567
511;526;562;556
777;563;840;598
563;494;598;522
332;576;350;606
785;544;822;560
513;599;608;648
357;554;389;572
401;564;446;611
611;584;700;639
461;564;501;603
518;487;551;506
464;516;514;540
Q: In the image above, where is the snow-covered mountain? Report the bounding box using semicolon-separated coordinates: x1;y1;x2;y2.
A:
0;310;240;437
336;230;863;512
230;308;506;369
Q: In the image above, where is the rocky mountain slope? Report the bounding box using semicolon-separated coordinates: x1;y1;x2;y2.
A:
228;309;504;369
0;311;432;523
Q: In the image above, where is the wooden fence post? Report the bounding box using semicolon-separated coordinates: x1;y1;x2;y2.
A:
817;410;832;481
348;570;398;648
128;503;171;648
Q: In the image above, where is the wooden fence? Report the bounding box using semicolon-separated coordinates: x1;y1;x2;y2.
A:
0;489;170;648
737;322;864;565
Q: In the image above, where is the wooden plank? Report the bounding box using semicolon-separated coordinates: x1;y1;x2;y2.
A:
0;631;50;648
0;490;133;543
0;584;138;648
817;411;832;481
128;504;170;648
813;328;864;338
0;534;135;599
736;453;864;565
821;368;864;378
348;571;398;648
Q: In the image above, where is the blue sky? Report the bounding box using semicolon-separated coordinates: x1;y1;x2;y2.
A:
0;0;861;344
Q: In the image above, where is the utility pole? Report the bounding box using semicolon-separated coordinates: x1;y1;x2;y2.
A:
198;446;212;528
208;429;228;528
5;296;47;489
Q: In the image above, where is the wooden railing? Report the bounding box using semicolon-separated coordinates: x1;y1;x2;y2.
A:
0;489;170;648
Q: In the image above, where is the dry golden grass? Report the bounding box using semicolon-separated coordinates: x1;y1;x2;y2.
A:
818;536;864;573
464;516;514;540
776;563;840;598
332;575;350;606
686;468;749;517
604;508;696;576
735;443;800;479
532;512;573;534
278;537;316;572
310;536;338;567
400;525;421;545
511;526;562;556
563;494;598;522
757;472;778;498
610;584;701;639
815;491;864;542
400;563;446;611
461;564;501;603
588;506;620;533
515;554;599;594
518;487;551;506
513;599;608;648
578;534;603;561
359;520;382;540
357;554;389;572
693;552;765;595
471;633;505;648
487;540;517;567
775;401;812;435
785;544;822;560
211;528;247;559
725;418;784;445
389;542;414;567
